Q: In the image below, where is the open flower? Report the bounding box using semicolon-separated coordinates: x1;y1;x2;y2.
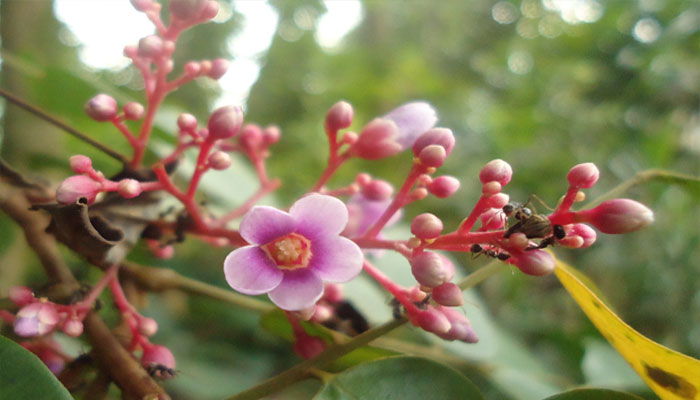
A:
224;194;363;311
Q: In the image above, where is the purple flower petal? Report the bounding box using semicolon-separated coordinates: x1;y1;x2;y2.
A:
384;102;437;149
14;317;39;337
224;246;284;295
240;206;296;245
268;269;323;311
310;236;363;283
290;194;348;239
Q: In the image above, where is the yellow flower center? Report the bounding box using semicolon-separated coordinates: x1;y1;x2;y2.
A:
262;232;312;270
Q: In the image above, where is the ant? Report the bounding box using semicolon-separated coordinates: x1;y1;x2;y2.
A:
469;244;511;261
501;197;566;249
146;363;177;380
391;294;432;319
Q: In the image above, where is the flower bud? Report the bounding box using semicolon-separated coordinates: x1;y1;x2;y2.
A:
141;345;176;378
416;308;451;335
411;213;443;239
322;284;343;303
123;102;145;120
293;335;326;359
207;105;244;140
240;124;264;150
412;128;455;157
56;175;101;204
311;303;333;323
432;283;463;307
384;102;438;149
508;232;529;250
479;208;505;230
569;223;596;248
428;175;460;198
567;163;599;189
207;58;229;79
170;0;206;20
123;45;138;58
184;61;202;76
85;94;118;122
117;179;143;199
200;0;220;20
208;151;232;170
69;155;93;174
362;179;394;201
177;113;198;131
262;125;281;144
578;199;654;234
325;101;354;133
138;35;164;58
481;181;502;195
352;118;401;159
486;193;509;209
410;252;450;288
418;144;446;168
14;302;59;337
152;244;174;259
63;319;84;337
479;159;512;186
514;250;555;276
439;306;478;343
130;0;153;12
139;317;158;337
9;286;34;306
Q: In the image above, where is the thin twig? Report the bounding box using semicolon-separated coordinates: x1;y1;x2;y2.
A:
0;87;128;163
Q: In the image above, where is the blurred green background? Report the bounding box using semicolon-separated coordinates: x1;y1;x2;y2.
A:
0;0;698;399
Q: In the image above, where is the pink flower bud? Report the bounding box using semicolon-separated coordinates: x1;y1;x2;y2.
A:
569;223;596;248
311;303;333;323
341;131;358;145
123;102;145;120
567;163;599;189
123;45;138;58
355;173;371;186
141;345;176;378
362;179;394;201
207;58;229;79
63;319;84;337
117;179;143;198
410;252;450;288
578;199;654;234
439;306;478;343
418;144;446;168
139;317;158;337
384;102;438;149
508;232;529;250
412;128;455;157
240;124;263;150
479;159;512;186
416;308;451;335
200;0;219;20
138;35;164;58
428;175;460;198
411;213;443;239
170;0;205;20
486;193;509;208
432;283;463;307
262;125;281;144
130;0;153;12
56;175;101;204
208;151;232;170
184;61;202;76
207;105;244;139
322;284;343;303
293;335;326;359
9;286;34;306
177;113;198;131
481;181;502;195
69;155;93;174
14;302;59;337
85;94;118;122
153;245;174;259
479;208;505;230
325;101;354;133
352;118;401;159
514;250;555;276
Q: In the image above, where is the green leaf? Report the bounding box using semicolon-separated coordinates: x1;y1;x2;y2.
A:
314;356;483;400
0;335;72;400
542;388;644;400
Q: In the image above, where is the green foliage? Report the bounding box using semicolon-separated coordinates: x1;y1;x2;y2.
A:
543;388;645;400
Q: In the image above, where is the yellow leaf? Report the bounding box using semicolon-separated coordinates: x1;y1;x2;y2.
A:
554;258;700;400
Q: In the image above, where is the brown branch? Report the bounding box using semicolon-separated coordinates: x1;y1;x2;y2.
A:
0;87;128;163
0;183;169;400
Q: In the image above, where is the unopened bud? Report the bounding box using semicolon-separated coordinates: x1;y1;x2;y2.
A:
184;61;202;76
325;101;354;133
170;0;205;20
413;128;455;157
130;0;153;12
63;319;84;337
69;155;93;174
481;181;502;195
479;159;512;186
432;283;463;307
262;125;281;144
311;304;333;323
428;176;460;198
9;286;34;306
138;35;164;58
418;144;446;168
439;306;478;343
362;179;394;201
487;193;510;208
177;113;198;131
322;284;343;303
384;102;438;149
85;94;118;122
567;163;599;189
411;213;443;239
208;151;231;170
14;302;59;337
207;105;244;140
514;250;555;276
416;308;451;335
479;208;505;230
240;124;263;150
117;179;143;198
410;252;450;288
508;232;529;250
569;223;596;248
200;0;219;19
123;102;145;120
141;345;176;379
207;58;229;79
352;118;401;159
56;175;101;204
578;199;654;234
139;317;158;337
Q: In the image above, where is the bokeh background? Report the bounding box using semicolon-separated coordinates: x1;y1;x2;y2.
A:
0;0;698;399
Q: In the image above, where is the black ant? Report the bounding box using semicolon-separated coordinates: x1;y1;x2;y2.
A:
146;363;177;380
391;294;432;319
469;244;511;261
502;198;566;248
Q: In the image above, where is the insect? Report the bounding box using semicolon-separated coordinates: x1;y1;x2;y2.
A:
146;363;177;380
502;200;566;247
469;244;511;261
390;295;432;320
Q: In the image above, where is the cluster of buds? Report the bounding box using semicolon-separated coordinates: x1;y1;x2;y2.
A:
7;286;86;338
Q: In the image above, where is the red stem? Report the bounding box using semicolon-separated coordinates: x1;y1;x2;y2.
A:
457;194;491;234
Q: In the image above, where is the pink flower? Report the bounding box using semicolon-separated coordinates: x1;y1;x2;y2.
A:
14;302;59;337
224;194;363;311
